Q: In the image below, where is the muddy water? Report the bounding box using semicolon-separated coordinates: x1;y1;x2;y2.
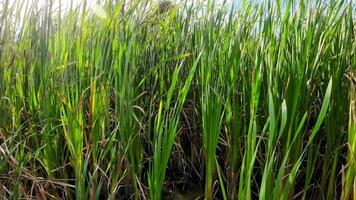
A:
172;188;203;200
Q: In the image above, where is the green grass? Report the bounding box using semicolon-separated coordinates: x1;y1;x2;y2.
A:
0;0;355;199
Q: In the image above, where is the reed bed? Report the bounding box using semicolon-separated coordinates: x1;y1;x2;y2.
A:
0;0;355;199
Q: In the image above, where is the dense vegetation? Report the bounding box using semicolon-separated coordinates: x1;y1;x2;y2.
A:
0;0;355;199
